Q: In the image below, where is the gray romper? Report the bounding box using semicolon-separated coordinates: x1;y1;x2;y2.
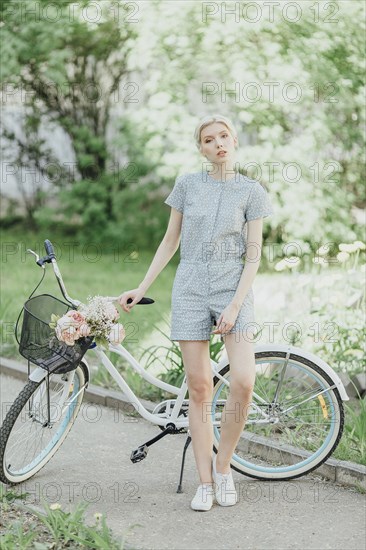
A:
164;170;274;341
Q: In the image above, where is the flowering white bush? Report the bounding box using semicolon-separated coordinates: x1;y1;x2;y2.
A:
49;295;126;349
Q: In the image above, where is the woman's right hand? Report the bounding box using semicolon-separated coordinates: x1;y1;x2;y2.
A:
117;287;146;313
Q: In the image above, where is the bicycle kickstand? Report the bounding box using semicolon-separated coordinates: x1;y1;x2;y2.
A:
176;431;192;494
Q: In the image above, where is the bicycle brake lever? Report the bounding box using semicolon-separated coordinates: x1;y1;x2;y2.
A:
26;249;40;262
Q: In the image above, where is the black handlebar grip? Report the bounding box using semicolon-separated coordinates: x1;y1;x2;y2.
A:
44;239;56;259
127;297;155;305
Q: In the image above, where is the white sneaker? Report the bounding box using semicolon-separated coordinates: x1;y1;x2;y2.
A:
212;454;238;506
190;483;214;511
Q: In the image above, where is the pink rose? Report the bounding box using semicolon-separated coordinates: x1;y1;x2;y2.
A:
108;323;126;345
57;325;79;346
66;310;86;325
56;316;74;332
56;312;84;335
55;324;65;341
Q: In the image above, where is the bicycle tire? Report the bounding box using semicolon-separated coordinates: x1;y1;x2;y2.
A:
212;351;345;481
0;362;89;485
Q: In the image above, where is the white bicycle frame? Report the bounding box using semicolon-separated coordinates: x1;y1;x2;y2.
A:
26;249;350;430
29;338;350;429
29;340;242;429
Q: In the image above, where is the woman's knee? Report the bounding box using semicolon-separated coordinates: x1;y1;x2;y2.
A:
188;378;213;402
230;377;255;397
179;340;212;401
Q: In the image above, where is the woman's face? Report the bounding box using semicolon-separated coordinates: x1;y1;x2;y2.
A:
200;122;237;164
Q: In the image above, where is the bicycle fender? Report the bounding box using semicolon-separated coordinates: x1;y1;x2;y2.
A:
28;358;91;383
215;343;350;401
28;367;49;383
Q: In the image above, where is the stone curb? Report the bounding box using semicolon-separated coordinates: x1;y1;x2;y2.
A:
1;356;365;492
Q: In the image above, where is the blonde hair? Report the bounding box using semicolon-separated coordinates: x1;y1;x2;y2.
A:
194;114;239;151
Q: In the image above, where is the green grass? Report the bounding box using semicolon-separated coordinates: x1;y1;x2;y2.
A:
0;485;135;549
0;228;179;361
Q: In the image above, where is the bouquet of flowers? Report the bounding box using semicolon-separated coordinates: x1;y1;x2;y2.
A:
49;295;126;349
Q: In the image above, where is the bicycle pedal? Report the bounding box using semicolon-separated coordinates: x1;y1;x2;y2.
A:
130;445;148;463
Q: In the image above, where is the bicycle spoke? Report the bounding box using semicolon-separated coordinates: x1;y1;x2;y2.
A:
281;385;337;415
3;367;85;479
212;354;342;476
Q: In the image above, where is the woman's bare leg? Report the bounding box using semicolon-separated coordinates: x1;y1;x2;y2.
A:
215;330;256;474
179;340;213;484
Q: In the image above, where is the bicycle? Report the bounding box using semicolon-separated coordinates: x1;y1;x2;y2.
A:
0;239;350;489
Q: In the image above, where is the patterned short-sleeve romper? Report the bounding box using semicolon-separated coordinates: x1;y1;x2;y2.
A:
164;170;274;341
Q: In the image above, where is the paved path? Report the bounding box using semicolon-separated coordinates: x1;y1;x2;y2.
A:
1;375;365;550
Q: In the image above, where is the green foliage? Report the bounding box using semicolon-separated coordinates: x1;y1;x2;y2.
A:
0;484;28;509
0;295;17;359
0;521;37;550
138;325;226;400
1;0;142;240
344;385;366;463
310;243;366;375
315;309;365;374
0;488;132;549
1;1;365;249
0;487;36;549
0;230;176;363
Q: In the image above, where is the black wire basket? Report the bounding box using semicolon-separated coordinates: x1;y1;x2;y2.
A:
15;294;94;375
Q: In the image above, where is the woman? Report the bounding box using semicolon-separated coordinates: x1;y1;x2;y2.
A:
118;114;274;511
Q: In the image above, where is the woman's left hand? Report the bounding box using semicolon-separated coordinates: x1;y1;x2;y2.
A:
211;302;241;335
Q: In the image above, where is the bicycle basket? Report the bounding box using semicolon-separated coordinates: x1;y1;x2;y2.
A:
17;294;94;375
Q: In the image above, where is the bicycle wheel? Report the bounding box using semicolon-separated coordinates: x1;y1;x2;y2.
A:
212;351;345;481
0;362;89;484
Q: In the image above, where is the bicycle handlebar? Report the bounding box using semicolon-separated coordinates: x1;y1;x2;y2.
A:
26;239;155;308
104;296;155;305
